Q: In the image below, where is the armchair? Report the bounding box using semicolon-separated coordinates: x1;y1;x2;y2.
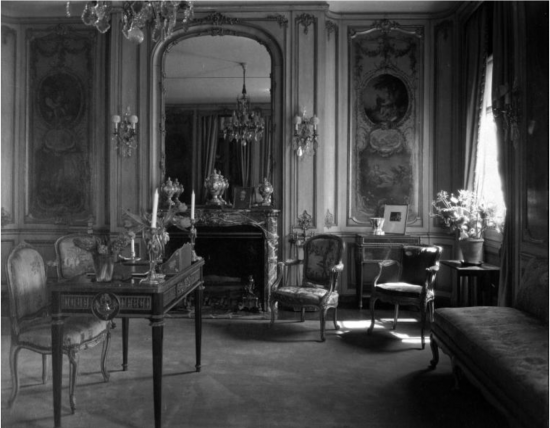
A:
269;234;345;341
367;245;442;349
6;242;111;413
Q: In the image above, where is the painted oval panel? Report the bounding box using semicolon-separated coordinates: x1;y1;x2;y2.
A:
38;72;84;128
362;74;409;126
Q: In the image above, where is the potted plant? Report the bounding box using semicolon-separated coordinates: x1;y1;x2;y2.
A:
431;190;502;265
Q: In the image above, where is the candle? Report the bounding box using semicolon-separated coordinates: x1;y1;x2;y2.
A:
130;237;135;254
151;188;159;228
191;190;195;220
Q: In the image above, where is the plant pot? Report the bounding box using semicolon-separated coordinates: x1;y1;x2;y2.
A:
458;238;484;266
93;254;116;282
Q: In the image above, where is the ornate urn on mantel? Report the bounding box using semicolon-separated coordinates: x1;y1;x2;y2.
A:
258;177;273;206
204;170;229;206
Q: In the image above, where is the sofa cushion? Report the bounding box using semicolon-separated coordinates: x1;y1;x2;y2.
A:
433;307;549;424
272;286;338;306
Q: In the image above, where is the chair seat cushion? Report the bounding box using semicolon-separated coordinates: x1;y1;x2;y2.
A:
374;282;423;298
19;316;109;349
433;307;549;422
272;286;338;307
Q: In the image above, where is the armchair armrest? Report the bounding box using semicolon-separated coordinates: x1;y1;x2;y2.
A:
373;259;400;285
422;264;440;290
283;258;303;267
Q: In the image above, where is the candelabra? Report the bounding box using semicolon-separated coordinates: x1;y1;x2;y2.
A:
293;109;319;158
112;107;138;157
140;227;167;285
188;219;200;262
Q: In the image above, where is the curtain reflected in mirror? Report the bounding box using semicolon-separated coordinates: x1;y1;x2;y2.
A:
165;110;272;205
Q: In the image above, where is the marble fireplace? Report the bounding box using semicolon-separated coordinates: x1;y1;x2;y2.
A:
166;208;279;311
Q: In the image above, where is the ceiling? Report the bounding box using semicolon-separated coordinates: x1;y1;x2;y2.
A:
2;1;460;18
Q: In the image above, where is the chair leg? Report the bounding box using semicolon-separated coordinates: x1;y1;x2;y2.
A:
300;307;306;322
8;345;21;409
332;307;339;330
269;300;277;327
393;304;399;330
429;300;435;323
420;302;428;350
368;297;377;334
101;329;111;382
320;308;328;342
68;349;79;414
42;354;49;384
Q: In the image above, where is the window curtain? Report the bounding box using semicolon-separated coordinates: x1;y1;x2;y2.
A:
197;114;219;203
461;5;488;191
491;2;520;307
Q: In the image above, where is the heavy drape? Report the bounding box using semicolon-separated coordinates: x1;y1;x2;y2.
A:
491;2;521;307
197;115;219;203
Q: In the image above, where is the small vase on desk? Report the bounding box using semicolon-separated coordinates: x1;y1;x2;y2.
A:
92;254;117;282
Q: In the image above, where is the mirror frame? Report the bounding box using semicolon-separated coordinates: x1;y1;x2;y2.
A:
151;23;284;211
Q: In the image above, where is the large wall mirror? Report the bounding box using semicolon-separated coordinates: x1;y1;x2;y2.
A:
160;34;274;207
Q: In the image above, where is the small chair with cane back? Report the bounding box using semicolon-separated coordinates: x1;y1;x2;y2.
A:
367;244;442;349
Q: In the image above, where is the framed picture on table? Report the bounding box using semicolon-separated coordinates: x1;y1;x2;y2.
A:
233;186;253;209
382;204;409;234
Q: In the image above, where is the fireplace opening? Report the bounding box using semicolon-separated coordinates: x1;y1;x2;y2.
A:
166;224;265;311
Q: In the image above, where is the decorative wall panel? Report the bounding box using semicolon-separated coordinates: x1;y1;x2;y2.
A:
2;26;16;228
26;25;96;224
348;20;424;226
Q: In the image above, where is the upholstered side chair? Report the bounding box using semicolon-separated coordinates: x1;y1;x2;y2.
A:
269;234;345;341
368;244;442;349
55;233;135;372
7;241;111;413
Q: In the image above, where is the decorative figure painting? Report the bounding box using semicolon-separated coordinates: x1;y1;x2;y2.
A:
349;20;424;226
28;25;95;223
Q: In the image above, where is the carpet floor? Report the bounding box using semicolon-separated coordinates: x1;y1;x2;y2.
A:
1;307;508;428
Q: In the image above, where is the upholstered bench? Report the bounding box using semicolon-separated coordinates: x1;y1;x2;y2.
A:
429;258;549;428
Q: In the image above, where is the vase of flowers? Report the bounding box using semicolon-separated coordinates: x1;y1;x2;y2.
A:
74;234;131;282
431;190;501;265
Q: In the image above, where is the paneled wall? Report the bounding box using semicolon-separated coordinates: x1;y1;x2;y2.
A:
3;2;546;304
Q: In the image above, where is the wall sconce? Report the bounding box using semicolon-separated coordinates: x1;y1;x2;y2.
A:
112;107;138;157
293;109;319;158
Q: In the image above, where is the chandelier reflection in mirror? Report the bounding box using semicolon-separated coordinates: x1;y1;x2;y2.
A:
223;63;265;147
293;109;319;158
66;1;194;44
112;107;138;157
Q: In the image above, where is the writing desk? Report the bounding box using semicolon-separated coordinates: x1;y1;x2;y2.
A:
440;260;499;306
50;259;205;428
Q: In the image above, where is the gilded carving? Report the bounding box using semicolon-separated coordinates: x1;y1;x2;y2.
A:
194;12;239;27
296;13;316;35
266;14;289;28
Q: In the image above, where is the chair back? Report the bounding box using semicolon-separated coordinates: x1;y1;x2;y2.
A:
400;245;442;285
55;234;98;279
6;242;49;336
301;234;345;289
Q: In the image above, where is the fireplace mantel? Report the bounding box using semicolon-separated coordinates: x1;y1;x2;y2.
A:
176;207;280;311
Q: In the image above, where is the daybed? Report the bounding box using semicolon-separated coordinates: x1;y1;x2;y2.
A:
429;257;549;428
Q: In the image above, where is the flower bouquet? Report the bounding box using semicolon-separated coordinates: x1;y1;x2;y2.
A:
74;234;131;282
431;190;501;240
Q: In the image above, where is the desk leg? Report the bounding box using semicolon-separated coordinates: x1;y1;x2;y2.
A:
122;318;129;371
195;284;203;372
151;317;164;428
356;261;363;309
51;293;63;428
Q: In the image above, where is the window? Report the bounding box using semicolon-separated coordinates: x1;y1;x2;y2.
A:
475;56;506;227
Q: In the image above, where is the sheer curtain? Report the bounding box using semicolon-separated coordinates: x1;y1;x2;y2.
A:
491;2;520;307
461;4;488;191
